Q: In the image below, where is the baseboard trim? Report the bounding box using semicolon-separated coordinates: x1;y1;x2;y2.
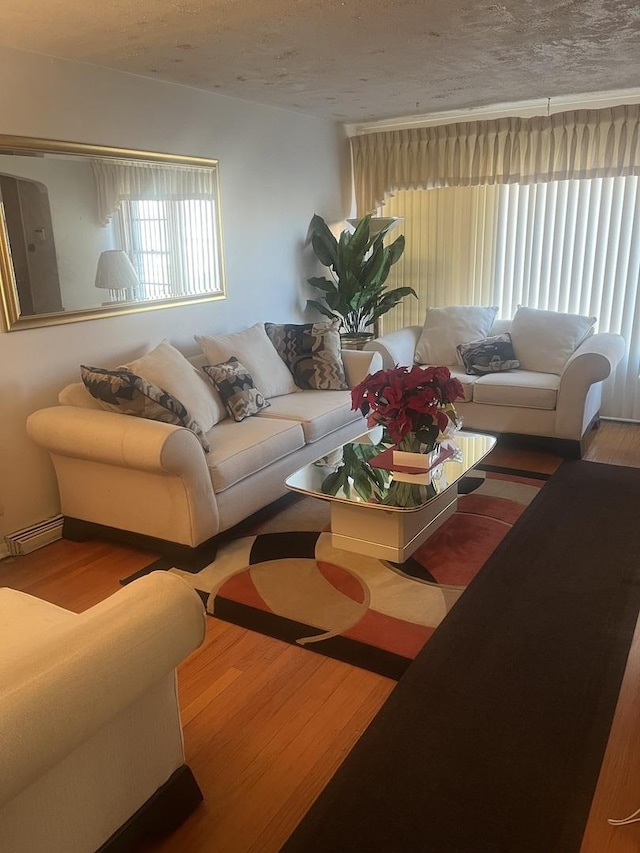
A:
96;765;203;853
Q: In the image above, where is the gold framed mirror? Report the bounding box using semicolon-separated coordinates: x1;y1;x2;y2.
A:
0;135;226;331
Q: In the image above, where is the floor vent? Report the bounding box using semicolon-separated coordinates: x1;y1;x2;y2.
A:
5;515;64;556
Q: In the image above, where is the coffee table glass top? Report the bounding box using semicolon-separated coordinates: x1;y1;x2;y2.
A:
285;429;496;512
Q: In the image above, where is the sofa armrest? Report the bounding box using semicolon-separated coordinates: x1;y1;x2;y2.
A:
27;406;205;473
0;572;205;806
364;327;422;369
559;332;625;390
26;406;219;547
555;332;626;438
341;349;383;388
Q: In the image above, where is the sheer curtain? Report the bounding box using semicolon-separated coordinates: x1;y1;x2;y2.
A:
91;160;218;225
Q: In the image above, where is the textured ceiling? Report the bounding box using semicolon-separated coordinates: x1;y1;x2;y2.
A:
1;0;639;123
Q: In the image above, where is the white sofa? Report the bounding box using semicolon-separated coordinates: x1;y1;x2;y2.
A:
26;340;381;564
0;572;206;853
365;316;625;457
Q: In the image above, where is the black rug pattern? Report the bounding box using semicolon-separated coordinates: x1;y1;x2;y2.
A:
281;460;640;853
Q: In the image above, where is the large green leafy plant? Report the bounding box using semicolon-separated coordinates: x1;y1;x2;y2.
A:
306;213;417;335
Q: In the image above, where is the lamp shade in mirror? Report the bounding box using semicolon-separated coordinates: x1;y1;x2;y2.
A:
95;250;139;303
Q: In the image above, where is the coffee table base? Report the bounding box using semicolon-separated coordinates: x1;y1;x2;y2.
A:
330;485;458;562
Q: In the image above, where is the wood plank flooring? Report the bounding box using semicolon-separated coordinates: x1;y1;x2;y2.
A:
1;420;640;853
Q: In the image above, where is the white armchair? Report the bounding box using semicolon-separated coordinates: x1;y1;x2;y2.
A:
0;572;206;853
365;320;625;456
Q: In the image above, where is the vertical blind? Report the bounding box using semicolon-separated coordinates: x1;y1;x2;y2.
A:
382;176;640;420
121;199;222;299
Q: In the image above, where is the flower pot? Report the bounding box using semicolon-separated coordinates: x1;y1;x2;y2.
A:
392;432;440;469
340;332;374;351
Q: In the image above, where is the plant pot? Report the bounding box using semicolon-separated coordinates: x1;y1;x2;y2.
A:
396;431;439;455
340;332;374;351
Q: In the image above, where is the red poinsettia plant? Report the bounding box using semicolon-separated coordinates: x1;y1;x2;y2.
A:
351;364;464;447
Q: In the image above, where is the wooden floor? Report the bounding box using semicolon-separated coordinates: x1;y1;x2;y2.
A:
2;420;640;853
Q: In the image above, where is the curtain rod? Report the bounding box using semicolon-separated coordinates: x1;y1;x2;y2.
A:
347;88;640;136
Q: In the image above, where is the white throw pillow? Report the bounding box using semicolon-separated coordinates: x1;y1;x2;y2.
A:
414;306;499;366
124;340;226;432
509;306;597;374
195;323;298;399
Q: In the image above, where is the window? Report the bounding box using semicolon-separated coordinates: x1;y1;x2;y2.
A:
382;176;640;419
120;198;222;300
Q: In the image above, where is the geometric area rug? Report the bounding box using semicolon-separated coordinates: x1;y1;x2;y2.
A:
123;462;551;679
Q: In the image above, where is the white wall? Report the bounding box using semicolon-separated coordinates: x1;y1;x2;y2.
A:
0;46;352;537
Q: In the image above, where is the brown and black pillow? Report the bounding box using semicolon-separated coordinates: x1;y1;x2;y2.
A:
80;364;210;451
264;319;348;390
202;358;270;422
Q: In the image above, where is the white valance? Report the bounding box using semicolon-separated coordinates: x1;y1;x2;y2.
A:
92;159;218;225
351;104;640;214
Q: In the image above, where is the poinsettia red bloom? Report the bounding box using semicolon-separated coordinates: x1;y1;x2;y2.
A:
351;363;463;444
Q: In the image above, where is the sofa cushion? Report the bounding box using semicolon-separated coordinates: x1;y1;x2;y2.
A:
509;307;596;374
124;340;226;431
205;416;305;492
457;333;520;375
472;371;559;410
415;306;498;366
264;320;348;391
80;365;210;450
257;390;361;443
202;358;270;422
196;323;297;399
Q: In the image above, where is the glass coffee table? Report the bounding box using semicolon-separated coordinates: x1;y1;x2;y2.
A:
285;429;496;562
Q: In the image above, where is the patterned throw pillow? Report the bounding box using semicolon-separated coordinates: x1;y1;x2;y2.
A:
80;365;210;451
456;333;521;375
264;320;348;390
202;358;270;422
195;323;297;399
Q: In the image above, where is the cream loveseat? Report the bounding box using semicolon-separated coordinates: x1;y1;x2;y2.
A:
27;323;382;564
0;572;206;853
365;306;625;457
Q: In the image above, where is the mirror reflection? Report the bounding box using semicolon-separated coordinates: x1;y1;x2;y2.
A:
0;137;225;330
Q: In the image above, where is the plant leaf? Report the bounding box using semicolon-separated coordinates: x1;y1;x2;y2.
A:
349;215;372;259
306;299;339;320
309;215;338;267
321;471;342;495
386;235;405;266
307;276;338;294
353;468;373;501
